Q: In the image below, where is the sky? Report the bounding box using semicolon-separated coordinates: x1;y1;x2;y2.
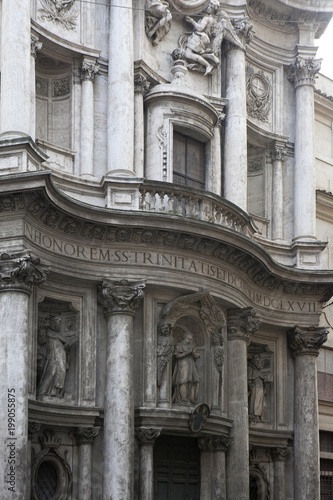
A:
316;17;333;79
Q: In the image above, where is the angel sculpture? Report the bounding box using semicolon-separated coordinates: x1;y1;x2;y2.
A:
179;1;242;75
157;321;174;386
146;0;173;46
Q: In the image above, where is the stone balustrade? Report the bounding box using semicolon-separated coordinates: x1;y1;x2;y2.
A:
138;181;257;238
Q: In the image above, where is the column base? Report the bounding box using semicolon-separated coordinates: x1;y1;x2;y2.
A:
291;240;327;269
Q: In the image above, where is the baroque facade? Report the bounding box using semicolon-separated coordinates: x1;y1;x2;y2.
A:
1;0;333;499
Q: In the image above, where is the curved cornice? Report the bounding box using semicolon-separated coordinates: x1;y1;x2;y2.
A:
0;171;332;300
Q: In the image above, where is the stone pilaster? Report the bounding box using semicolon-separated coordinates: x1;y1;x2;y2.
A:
134;74;150;178
0;252;47;499
226;307;260;500
72;427;100;500
287;57;321;242
136;427;161;500
79;58;99;179
30;35;43;142
272;447;290;500
288;326;328;500
97;279;145;500
199;435;230;500
223;19;254;211
271;144;287;241
107;0;135;176
1;0;32;138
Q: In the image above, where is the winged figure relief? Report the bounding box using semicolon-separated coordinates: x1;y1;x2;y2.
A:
39;0;78;30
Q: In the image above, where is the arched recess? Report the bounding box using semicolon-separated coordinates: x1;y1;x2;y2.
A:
156;291;225;412
249;464;270;500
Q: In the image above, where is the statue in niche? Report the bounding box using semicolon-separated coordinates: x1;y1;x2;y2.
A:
145;0;172;46
37;314;78;400
157;321;174;386
247;354;271;423
178;0;241;76
172;332;200;404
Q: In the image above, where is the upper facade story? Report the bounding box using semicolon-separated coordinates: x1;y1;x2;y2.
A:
1;0;333;271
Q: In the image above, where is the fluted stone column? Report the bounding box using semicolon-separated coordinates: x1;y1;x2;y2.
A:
71;427;100;500
223;21;253;211
272;447;290;500
0;252;47;499
287;57;321;241
288;326;328;500
271;144;287;241
107;0;135;176
136;427;161;500
1;0;32;137
226;307;260;500
97;280;145;500
80;59;99;179
199;435;229;500
134;75;150;178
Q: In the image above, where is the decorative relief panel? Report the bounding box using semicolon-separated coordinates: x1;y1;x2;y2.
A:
246;69;271;122
53;77;71;97
38;0;78;30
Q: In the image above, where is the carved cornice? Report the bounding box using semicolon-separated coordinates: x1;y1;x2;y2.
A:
227;307;260;342
80;60;100;82
97;279;145;317
0;189;331;300
0;251;48;294
287;326;328;357
71;426;100;444
287;57;321;88
198;435;230;452
271;447;291;462
136;427;162;445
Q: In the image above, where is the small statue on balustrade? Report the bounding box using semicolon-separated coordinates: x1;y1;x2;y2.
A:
172;331;200;405
37;314;78;401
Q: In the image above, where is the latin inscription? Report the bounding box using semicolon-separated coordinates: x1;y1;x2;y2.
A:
25;224;317;313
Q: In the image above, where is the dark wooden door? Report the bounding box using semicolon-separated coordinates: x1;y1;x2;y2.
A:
154;436;200;500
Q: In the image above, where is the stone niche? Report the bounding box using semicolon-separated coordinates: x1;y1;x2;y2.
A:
36;297;80;404
156;291;226;413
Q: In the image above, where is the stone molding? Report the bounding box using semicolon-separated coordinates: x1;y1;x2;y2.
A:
287;57;321;88
0;251;48;294
136;427;162;445
97;279;145;317
271;447;290;462
71;426;101;445
198;435;230;452
227;307;260;342
288;326;328;357
80;59;100;82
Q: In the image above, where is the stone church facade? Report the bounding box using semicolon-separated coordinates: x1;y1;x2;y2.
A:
1;0;333;499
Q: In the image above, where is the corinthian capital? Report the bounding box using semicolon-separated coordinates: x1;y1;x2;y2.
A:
198;435;230;452
136;427;161;445
80;59;100;81
97;279;145;316
288;326;328;357
0;251;48;294
287;57;321;88
71;426;101;445
227;307;260;342
271;144;287;162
